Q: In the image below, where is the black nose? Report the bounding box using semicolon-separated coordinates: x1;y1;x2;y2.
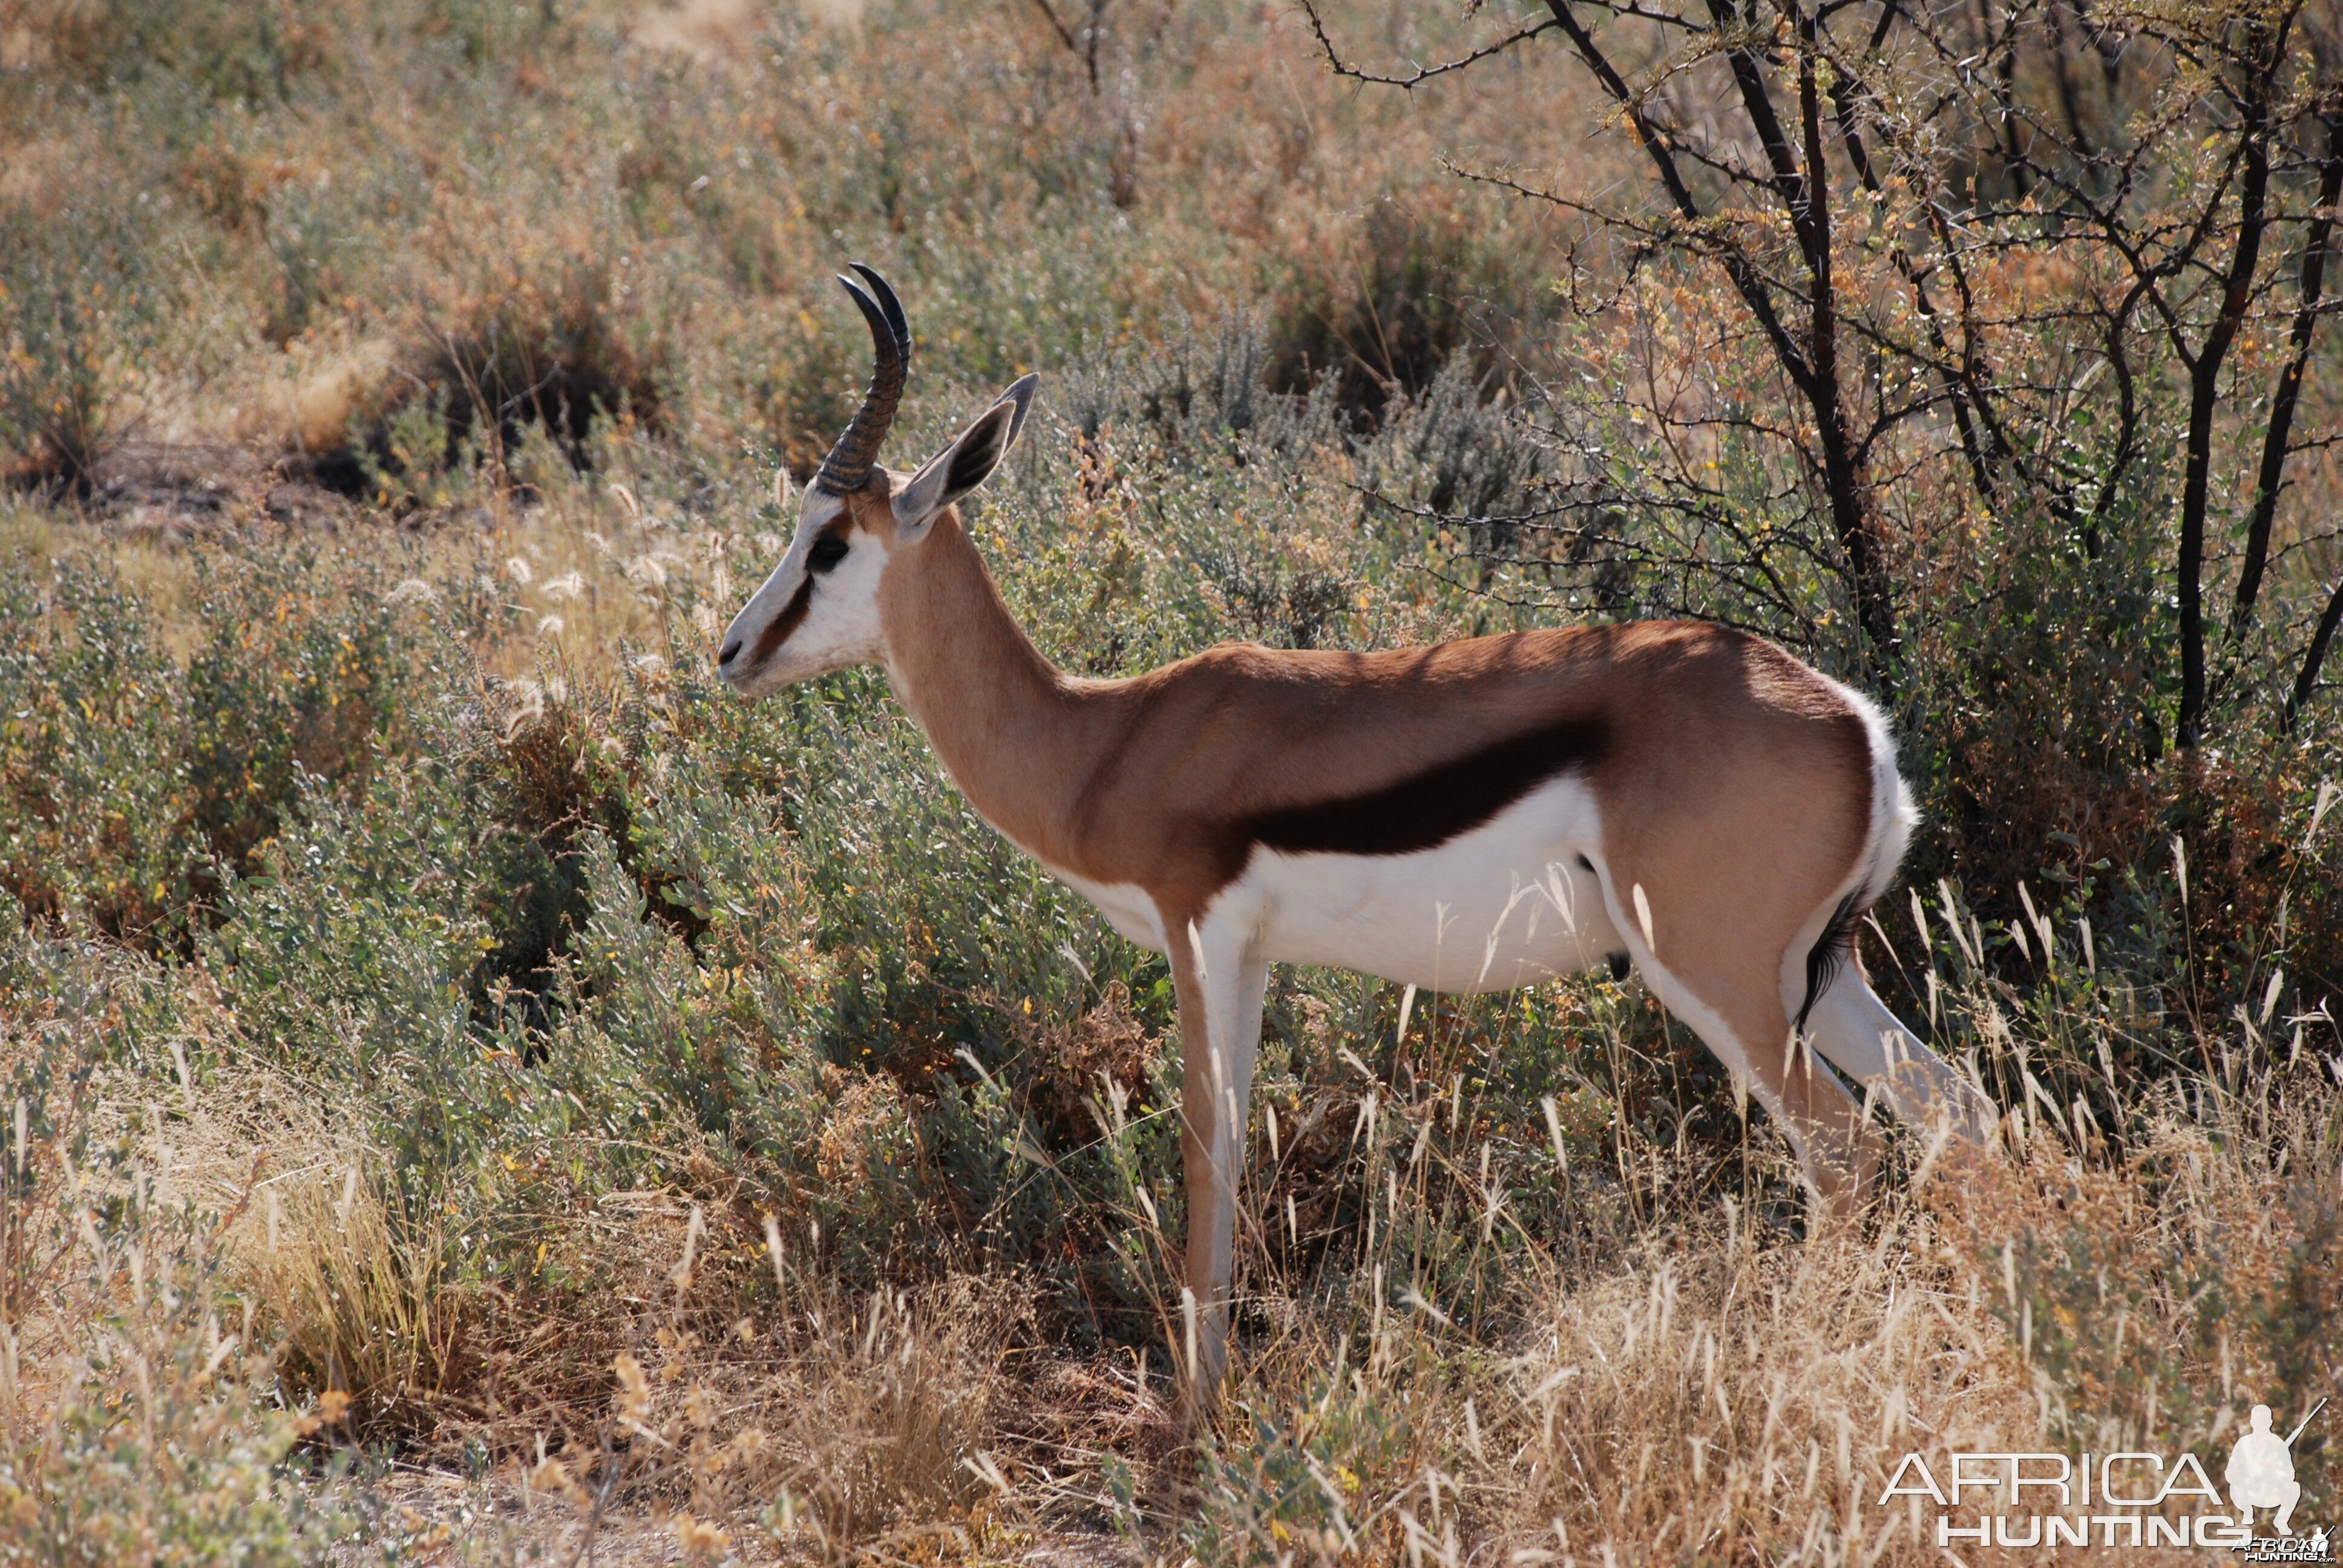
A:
719;638;742;666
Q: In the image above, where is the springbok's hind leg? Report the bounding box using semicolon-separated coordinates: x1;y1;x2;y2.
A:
1168;900;1268;1425
1801;972;1999;1147
1628;948;1883;1227
1749;1021;1884;1227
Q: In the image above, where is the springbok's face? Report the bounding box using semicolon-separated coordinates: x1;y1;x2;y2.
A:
716;264;1034;699
716;481;898;697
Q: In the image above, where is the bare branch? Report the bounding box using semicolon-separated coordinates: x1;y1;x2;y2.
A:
1023;0;1079;55
2284;561;2343;735
1298;1;1561;90
2232;106;2343;644
1539;1;1817;388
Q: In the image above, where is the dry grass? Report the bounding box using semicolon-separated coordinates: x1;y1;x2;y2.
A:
0;0;1583;488
0;1078;327;1564
4;872;2338;1564
1165;1056;2341;1566
168;1072;457;1437
1208;1195;2040;1564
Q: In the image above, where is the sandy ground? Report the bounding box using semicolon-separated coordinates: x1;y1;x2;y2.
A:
327;1469;1142;1567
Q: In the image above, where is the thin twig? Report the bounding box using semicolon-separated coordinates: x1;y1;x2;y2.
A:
1299;0;1559;90
1022;0;1079;53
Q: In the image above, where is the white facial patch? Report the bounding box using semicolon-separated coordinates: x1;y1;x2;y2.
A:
717;487;887;696
785;531;887;674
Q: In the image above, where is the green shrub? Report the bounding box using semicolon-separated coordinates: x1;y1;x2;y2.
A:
0;204;151;495
0;548;442;949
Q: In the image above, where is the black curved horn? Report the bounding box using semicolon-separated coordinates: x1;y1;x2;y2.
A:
850;263;907;351
812;267;911;495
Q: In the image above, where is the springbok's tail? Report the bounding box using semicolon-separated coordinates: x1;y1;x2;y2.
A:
1794;689;1916;1033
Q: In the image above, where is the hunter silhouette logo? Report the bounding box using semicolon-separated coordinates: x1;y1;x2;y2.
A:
2226;1400;2319;1536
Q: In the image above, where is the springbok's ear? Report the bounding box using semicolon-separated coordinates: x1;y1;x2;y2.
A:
892;373;1038;537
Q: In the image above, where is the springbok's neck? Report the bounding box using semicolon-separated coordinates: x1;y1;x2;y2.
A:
876;512;1112;869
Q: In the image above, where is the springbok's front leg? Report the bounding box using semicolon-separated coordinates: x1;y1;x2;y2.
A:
1168;898;1268;1421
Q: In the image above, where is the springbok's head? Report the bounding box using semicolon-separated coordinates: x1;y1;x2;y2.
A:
716;267;1036;697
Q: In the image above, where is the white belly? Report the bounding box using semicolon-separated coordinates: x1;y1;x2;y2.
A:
1040;777;1620;992
1051;867;1172;953
1248;775;1621;992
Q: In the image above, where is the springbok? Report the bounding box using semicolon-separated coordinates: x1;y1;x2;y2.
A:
719;268;1998;1407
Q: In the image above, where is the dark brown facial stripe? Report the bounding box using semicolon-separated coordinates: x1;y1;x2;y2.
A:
1238;714;1610;860
751;575;814;662
748;519;854;664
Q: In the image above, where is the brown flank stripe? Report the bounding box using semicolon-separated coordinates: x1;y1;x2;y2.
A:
1236;713;1610;862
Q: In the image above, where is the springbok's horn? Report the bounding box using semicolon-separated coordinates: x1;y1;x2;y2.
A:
811;266;910;495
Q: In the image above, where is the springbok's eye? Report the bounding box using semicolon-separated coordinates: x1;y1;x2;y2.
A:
807;534;850;573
